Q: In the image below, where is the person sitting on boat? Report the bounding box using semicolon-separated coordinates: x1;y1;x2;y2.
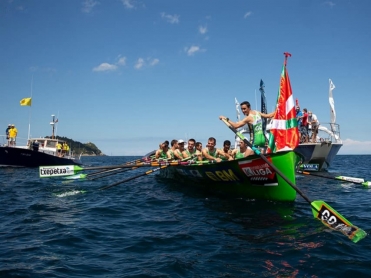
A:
231;139;253;159
182;138;202;161
173;139;185;160
309;112;319;143
5;124;11;146
56;142;62;157
219;101;275;153
217;140;233;161
168;139;179;160
155;141;172;160
195;142;204;160
8;124;18;147
202;137;223;163
195;142;202;152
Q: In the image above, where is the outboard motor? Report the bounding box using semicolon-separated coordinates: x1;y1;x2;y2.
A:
32;141;40;152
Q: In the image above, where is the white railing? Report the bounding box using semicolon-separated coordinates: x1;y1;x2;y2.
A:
0;135;29;147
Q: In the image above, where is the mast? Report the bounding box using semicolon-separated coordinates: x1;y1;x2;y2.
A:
51;115;55;139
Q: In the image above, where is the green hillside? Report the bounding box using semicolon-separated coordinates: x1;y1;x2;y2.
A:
46;136;104;156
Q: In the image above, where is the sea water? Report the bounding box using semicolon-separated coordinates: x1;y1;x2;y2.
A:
1;155;371;277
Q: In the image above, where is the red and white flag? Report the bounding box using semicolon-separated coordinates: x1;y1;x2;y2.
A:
266;53;299;153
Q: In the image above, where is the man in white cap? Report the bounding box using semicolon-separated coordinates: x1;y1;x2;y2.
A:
173;139;185;160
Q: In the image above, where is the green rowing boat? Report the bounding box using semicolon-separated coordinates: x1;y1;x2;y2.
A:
157;150;300;202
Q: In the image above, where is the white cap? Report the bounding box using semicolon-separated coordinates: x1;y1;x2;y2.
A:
178;139;185;144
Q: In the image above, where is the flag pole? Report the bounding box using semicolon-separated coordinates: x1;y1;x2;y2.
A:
28;75;33;140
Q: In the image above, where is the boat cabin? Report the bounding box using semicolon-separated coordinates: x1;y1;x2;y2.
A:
26;137;73;158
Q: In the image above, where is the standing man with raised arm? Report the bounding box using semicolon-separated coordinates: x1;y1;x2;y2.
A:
219;101;275;152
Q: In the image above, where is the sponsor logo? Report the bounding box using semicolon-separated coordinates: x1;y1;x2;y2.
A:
238;159;277;185
39;166;74;177
300;164;319;171
205;169;239;182
318;205;357;236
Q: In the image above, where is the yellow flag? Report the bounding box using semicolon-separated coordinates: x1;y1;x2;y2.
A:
20;98;32;106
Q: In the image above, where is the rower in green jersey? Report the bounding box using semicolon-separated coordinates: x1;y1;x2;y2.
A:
155;140;172;160
182;138;202;161
168;139;179;160
219;101;276;152
231;139;251;159
174;139;185;160
202;137;222;163
217;140;233;161
195;142;204;160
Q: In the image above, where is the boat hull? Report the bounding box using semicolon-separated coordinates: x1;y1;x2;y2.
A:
159;151;299;202
295;142;342;171
0;146;81;167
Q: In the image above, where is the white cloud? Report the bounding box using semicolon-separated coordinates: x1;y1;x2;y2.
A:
117;56;127;66
185;45;205;56
134;58;145;69
121;0;134;9
149;58;159;66
134;57;159;69
161;12;180;24
323;1;335;7
339;139;371;154
82;0;99;13
199;25;207;35
93;63;118;72
244;11;252;18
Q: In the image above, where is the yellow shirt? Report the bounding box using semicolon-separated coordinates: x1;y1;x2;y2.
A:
9;127;17;138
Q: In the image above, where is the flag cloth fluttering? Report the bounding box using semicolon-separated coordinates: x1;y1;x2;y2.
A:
329;79;336;124
20;97;32;106
266;53;299;153
329;79;336;134
234;97;240;121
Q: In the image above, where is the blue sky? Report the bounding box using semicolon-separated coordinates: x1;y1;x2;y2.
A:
1;0;370;155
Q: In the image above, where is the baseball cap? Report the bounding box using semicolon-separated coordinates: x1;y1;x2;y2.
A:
178;139;185;144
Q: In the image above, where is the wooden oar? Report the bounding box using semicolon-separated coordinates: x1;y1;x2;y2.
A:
89;166;138;181
297;171;371;187
221;117;367;243
83;159;140;177
99;166;167;190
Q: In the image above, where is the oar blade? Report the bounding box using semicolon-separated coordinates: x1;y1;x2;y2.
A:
311;200;367;243
63;173;87;180
362;181;371;187
335;176;365;183
39;165;79;178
